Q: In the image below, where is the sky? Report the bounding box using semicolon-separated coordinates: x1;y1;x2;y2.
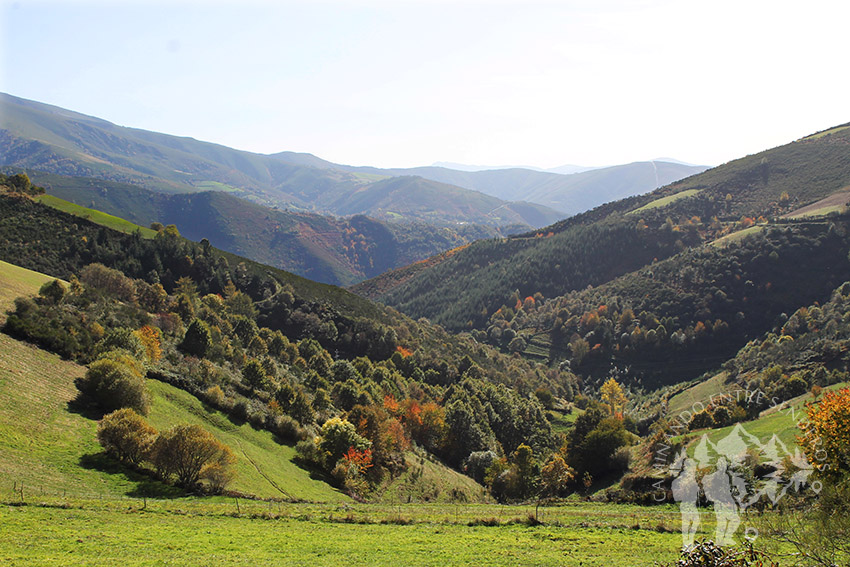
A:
1;0;849;169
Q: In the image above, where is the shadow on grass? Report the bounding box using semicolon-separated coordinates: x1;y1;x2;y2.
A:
292;456;339;486
66;393;105;421
78;452;184;499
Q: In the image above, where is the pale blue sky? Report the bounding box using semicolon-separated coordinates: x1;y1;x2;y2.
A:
1;0;848;168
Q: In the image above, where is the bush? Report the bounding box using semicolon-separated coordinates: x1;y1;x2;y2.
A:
75;358;151;415
97;408;158;464
38;279;67;303
79;263;136;302
317;417;370;469
151;424;236;489
97;327;146;360
295;438;323;465
799;387;850;480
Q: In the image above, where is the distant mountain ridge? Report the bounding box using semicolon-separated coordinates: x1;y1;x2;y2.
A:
335;161;708;215
0;93;707;225
0;93;563;229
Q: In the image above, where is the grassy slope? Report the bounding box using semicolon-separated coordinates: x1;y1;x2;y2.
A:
35;194;157;238
667;372;730;417
0;260;58;310
0;329;347;501
145;381;346;502
376;453;486;504
627;189;701;214
0;262;345;502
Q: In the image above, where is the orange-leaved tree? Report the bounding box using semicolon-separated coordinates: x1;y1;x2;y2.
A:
799;387;850;480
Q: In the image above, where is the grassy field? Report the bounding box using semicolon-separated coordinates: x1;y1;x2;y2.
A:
667;372;730;417
0;260;59;316
802;124;850;141
195;181;241;193
35;194;158;238
0;500;687;566
627;189;701;215
547;408;583;436
691;382;848;454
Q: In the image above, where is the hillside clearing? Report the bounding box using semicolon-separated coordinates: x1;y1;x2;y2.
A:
709;225;765;247
626;189;701;215
35;194;157;238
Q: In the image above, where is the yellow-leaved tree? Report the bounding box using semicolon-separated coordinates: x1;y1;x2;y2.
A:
600;378;628;418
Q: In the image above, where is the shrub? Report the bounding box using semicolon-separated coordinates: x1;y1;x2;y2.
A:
38;279;67;303
97;327;146;360
317;417;370;469
270;414;306;443
75;358;151;415
79;263;136;302
97;408;158;464
799;387;850;480
151;424;236;488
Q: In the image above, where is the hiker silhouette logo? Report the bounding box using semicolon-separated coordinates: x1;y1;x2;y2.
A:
669;424;816;547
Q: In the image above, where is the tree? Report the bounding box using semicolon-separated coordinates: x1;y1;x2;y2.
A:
38;279;67;303
79;263;136;302
97;408;158;465
539;454;575;498
316;417;370;469
179;319;212;357
75;358;151;415
600;378;628;417
512;443;537;499
97;327;146;360
242;359;273;392
152;424;236;488
799;387;850;480
134;326;162;363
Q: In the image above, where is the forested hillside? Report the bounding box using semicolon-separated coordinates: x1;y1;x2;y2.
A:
0;181;582;501
18;171;513;286
358;123;850;330
351;123;850;396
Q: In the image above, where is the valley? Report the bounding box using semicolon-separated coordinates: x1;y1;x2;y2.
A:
2;108;850;566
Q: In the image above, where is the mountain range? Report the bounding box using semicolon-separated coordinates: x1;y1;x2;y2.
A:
0;92;705;222
0;93;560;228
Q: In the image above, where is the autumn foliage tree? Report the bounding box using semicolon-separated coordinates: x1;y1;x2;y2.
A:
152;424;236;489
799;387;850;480
97;408;158;465
600;378;628;417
